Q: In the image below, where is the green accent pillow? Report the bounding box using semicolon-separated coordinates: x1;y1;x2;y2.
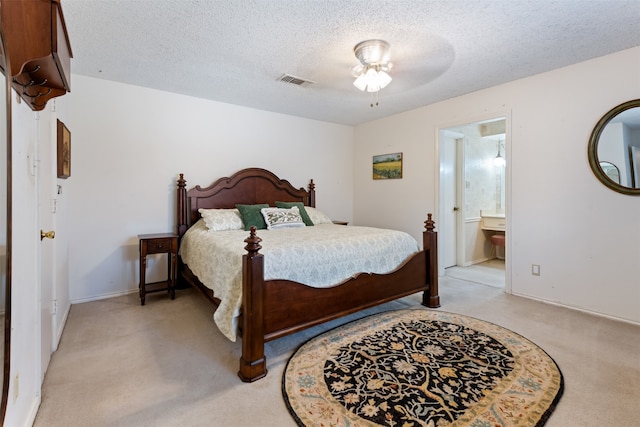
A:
275;201;314;226
235;204;270;230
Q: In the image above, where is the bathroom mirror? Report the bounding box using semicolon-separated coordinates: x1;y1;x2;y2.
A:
0;22;12;424
588;99;640;195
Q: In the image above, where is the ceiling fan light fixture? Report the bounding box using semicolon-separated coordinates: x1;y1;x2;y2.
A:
352;39;393;95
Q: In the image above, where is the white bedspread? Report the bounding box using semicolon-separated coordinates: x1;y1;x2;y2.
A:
180;220;420;341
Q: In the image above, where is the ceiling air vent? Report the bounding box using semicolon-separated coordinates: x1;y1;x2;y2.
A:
277;74;316;87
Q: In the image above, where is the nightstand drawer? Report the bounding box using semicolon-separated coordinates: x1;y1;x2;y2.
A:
144;238;174;254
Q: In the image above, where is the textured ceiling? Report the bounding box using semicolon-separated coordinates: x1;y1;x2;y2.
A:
62;0;640;125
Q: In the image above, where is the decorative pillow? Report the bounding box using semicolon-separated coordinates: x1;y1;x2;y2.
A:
236;204;270;230
198;208;244;231
305;206;333;225
260;207;306;230
275;201;314;226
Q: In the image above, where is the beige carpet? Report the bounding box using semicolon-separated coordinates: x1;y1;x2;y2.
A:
34;276;639;426
445;259;505;288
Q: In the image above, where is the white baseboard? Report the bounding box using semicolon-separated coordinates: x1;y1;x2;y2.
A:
53;303;71;352
70;288;138;305
511;291;640;327
18;394;40;427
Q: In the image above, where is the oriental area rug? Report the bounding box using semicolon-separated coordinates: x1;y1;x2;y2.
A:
282;309;563;427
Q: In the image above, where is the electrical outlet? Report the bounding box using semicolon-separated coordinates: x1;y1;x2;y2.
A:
13;373;18;403
532;264;540;276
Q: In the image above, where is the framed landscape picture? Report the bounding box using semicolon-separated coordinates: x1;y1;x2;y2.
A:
57;119;71;179
373;152;402;180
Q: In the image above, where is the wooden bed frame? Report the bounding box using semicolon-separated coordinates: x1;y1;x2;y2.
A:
176;168;440;382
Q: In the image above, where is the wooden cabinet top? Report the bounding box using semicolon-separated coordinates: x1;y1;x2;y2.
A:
0;0;73;110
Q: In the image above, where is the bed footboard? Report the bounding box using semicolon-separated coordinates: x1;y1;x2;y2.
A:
238;216;439;383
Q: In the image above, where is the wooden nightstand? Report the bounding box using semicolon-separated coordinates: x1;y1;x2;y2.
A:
138;233;178;305
332;221;348;225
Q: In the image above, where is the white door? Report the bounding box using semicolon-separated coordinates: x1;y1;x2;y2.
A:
37;111;57;382
440;132;457;268
440;130;465;270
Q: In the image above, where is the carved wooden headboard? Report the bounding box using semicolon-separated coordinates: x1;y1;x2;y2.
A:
176;168;315;237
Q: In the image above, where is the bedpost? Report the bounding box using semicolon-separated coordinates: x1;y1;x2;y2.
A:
177;174;188;238
238;227;268;382
422;213;441;308
308;179;316;207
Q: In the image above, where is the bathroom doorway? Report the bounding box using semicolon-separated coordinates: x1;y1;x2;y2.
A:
438;116;508;289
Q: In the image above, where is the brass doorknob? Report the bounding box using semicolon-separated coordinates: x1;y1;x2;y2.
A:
40;230;55;240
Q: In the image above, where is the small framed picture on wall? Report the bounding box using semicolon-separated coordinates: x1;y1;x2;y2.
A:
57;119;71;179
373;152;402;180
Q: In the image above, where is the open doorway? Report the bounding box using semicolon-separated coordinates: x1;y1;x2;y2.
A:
438;117;508;289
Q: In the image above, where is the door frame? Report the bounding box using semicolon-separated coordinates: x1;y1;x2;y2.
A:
435;111;512;292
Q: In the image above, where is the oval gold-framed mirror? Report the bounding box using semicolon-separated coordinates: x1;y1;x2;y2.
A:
588;99;640;195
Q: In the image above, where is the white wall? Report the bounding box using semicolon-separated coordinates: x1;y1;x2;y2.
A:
64;76;354;302
354;46;640;325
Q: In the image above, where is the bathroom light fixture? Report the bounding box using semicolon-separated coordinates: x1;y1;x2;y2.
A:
494;140;506;167
351;39;393;106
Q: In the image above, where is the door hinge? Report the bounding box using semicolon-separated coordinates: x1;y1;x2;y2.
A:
51;299;57;315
